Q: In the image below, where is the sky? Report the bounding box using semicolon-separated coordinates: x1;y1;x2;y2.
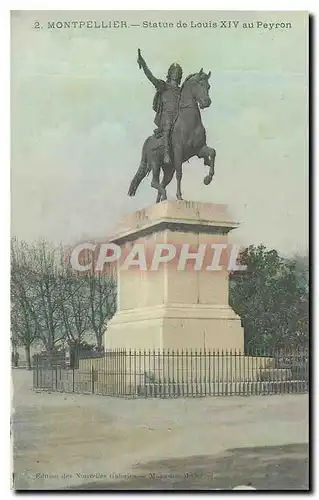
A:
11;11;309;255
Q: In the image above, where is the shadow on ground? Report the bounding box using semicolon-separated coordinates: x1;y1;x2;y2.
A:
67;442;309;491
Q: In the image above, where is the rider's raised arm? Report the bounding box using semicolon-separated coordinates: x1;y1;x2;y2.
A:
138;49;164;89
142;64;163;88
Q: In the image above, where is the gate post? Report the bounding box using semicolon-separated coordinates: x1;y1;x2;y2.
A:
92;366;95;394
36;356;39;388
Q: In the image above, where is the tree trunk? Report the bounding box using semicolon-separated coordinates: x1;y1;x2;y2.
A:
25;344;32;370
96;334;103;352
46;346;56;368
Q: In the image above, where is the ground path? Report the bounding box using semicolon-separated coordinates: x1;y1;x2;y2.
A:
12;369;309;490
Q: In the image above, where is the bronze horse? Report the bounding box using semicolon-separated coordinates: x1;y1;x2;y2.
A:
128;70;216;203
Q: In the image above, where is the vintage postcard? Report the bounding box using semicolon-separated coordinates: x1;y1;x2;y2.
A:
11;10;309;490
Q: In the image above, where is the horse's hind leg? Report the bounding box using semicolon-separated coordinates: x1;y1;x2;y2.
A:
197;145;216;185
151;162;167;203
174;152;183;200
156;165;174;203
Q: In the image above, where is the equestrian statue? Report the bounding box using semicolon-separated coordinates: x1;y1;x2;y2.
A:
128;49;216;203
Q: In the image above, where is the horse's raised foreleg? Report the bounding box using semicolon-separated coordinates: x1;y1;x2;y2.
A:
197;145;216;185
151;162;167;202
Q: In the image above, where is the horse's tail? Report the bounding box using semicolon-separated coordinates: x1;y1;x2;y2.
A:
128;138;151;197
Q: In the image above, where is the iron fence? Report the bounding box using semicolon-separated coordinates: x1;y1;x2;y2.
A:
33;347;308;398
32;348;104;370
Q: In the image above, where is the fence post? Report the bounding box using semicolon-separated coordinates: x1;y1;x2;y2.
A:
92;366;95;394
36;356;39;388
72;368;75;392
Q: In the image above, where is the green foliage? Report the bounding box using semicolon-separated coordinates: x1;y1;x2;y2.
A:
229;245;309;350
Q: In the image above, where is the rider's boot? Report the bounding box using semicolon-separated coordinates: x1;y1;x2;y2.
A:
162;120;173;164
163;132;171;164
163;147;171;164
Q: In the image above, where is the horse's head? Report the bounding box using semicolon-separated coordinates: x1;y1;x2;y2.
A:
183;69;212;109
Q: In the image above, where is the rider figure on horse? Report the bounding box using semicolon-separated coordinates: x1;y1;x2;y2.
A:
137;49;183;165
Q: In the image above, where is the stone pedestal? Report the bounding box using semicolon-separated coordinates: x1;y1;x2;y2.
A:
105;200;244;351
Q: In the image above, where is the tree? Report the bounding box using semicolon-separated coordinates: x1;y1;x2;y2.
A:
11;238;38;369
28;240;66;353
73;246;117;350
11;237;118;366
59;265;91;349
86;271;117;350
229;245;309;350
11;239;67;355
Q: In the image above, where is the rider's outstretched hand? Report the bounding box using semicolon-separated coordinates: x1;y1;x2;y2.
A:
137;48;144;69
